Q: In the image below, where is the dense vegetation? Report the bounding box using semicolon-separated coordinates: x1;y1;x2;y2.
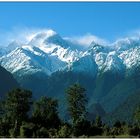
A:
0;84;140;138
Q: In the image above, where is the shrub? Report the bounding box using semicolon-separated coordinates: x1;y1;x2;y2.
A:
20;122;35;138
36;127;49;138
58;125;72;138
48;128;58;138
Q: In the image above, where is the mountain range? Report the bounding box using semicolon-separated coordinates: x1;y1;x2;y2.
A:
1;29;140;123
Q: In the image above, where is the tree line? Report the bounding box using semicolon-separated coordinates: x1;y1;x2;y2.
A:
0;83;140;138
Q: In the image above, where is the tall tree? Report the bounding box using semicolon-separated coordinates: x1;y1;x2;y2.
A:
95;116;102;127
4;88;32;136
134;105;140;125
32;96;60;129
66;83;87;124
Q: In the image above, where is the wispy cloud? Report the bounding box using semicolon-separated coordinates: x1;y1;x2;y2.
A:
0;27;53;46
0;28;110;49
65;33;109;47
1;27;140;49
127;29;140;39
110;29;140;46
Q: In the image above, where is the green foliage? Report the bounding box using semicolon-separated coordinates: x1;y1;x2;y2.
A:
20;126;25;138
109;121;130;136
66;83;87;124
20;122;35;138
72;118;91;137
110;127;119;136
134;105;140;125
48;128;58;138
58;124;72;138
2;88;32;137
36;127;49;138
4;88;32;122
0;100;5;119
0;121;11;137
103;125;110;136
32;96;60;129
1;86;140;138
95;116;102;127
90;124;103;136
122;124;129;135
113;121;122;128
9;128;16;138
128;124;140;136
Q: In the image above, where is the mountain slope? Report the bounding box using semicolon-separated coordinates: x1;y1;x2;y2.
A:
103;89;140;125
0;65;19;97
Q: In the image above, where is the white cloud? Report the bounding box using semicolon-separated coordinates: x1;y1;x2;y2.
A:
0;27;109;48
110;29;140;47
2;27;140;49
0;27;54;46
65;33;109;47
119;29;140;40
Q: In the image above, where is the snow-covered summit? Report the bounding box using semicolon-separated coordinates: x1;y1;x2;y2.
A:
0;29;83;75
113;37;140;52
1;29;140;78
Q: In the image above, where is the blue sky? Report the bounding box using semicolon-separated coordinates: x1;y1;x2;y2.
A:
0;2;140;45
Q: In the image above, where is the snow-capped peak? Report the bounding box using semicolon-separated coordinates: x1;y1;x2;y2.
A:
85;41;109;57
113;37;140;52
0;40;22;57
2;29;140;78
102;51;125;73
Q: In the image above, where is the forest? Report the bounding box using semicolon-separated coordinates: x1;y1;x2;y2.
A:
0;83;140;138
